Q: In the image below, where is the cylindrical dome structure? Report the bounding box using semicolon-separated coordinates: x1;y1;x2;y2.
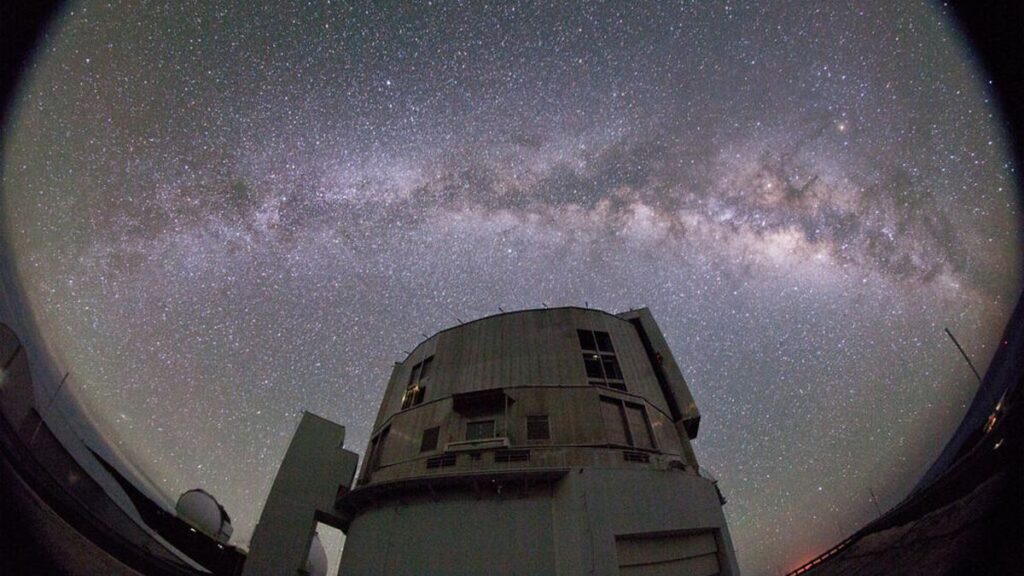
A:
337;307;739;576
175;489;233;543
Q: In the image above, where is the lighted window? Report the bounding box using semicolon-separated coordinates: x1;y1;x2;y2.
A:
420;426;440;453
401;356;433;409
578;329;626;391
527;415;550;441
466;419;495;441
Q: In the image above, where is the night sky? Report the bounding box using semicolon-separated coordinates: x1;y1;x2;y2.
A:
1;2;1021;574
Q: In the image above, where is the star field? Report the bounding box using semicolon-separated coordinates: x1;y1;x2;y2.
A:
1;2;1021;574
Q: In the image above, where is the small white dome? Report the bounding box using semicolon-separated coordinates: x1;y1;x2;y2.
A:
305;533;328;576
175;489;233;543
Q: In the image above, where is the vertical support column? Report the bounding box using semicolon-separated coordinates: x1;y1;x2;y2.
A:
243;412;359;576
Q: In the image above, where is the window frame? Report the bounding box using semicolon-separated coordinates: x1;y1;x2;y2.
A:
599;396;657;451
526;415;551;441
420;426;440;453
465;419;496;441
578;329;626;391
623;401;656;450
401;355;433;410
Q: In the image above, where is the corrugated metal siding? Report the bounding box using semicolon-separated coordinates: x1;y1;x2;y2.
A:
362;308;699;484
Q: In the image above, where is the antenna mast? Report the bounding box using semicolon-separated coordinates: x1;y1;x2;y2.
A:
944;327;984;386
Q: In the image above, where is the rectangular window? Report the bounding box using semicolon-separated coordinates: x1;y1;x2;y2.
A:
577;329;598;351
584;354;605;378
466;419;495;441
578;329;626;390
401;356;433;410
527;415;550;440
625;402;655;450
420;426;440;453
600;397;632;446
601;397;656;450
602;356;623;380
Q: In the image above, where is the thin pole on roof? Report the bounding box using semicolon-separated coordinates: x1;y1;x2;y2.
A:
944;327;984;386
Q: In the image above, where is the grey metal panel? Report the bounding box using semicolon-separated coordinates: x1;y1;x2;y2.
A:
340;495;557;576
467;318;485;392
649;409;683;457
601;397;630;445
361;308;705;485
578;389;608;445
546;468;738;576
619;555;719;576
616;531;718;565
467;317;485;392
528;311;548;386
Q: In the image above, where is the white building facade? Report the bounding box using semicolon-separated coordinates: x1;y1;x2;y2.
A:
336;307;739;576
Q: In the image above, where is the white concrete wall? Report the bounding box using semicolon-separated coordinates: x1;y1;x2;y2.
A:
244;413;359;576
552;469;739;576
338;468;737;576
341;492;556;576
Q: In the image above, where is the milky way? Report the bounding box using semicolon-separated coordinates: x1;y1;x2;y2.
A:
1;2;1021;574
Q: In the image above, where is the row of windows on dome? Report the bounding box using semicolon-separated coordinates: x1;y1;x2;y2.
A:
408;398;655;459
417;414;552;453
367;413;553;473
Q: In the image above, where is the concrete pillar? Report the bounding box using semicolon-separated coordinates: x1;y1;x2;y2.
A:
243;412;359;576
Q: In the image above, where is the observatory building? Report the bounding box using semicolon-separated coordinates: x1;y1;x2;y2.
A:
335;307;739;576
